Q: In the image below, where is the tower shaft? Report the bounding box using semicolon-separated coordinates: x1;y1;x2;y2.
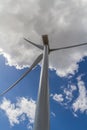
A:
33;44;49;130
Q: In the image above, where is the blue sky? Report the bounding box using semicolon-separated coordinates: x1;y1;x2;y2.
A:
0;0;87;130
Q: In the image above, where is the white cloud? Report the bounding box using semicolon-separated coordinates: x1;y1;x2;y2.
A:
51;112;56;117
27;125;32;130
52;84;77;105
64;85;77;101
53;94;64;103
72;79;87;113
0;97;36;127
0;0;87;76
52;77;87;116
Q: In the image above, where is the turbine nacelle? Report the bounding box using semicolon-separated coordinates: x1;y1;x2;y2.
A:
42;35;50;53
42;35;49;45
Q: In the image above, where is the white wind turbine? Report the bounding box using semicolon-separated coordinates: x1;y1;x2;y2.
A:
1;34;87;130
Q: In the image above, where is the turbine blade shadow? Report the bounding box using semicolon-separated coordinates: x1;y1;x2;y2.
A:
0;54;43;96
50;42;87;52
24;38;43;50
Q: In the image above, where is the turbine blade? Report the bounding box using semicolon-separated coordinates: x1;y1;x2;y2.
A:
24;38;43;50
50;42;87;52
0;54;43;96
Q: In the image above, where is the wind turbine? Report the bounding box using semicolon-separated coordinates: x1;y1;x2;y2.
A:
1;34;87;130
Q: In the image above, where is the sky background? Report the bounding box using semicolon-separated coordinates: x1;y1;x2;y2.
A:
0;0;87;130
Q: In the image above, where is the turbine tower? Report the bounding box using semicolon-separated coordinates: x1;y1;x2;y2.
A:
1;35;87;130
33;35;50;130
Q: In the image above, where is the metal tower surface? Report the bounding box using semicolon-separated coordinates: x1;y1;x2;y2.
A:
33;36;49;130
